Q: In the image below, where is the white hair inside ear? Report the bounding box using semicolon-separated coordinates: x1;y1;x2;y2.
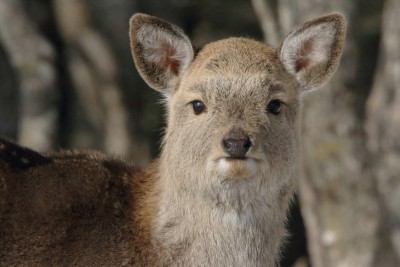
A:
281;23;335;75
130;13;195;93
279;14;345;93
137;26;194;77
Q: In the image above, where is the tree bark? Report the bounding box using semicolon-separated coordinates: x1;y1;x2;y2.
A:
252;1;387;266
251;0;281;46
366;0;400;265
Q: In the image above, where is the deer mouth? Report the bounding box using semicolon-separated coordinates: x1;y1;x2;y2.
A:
212;157;258;178
224;156;248;161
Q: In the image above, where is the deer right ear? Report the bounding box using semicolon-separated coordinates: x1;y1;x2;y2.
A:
279;13;346;93
129;14;194;94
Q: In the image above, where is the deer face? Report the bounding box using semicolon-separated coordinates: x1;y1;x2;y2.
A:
129;13;345;180
167;38;300;179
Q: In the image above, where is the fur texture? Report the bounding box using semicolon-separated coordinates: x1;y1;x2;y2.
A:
0;13;346;266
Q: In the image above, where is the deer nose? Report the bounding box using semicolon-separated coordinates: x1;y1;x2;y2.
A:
222;137;252;158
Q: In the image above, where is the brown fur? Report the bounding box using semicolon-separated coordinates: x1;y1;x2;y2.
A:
0;139;136;266
0;13;346;266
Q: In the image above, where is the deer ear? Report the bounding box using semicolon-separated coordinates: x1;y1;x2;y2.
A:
279;13;346;93
129;13;194;94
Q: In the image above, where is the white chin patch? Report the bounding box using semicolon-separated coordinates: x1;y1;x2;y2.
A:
213;158;258;178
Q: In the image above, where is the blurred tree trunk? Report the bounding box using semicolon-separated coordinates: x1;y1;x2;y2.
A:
0;0;58;151
53;0;148;163
366;0;400;265
53;0;150;166
253;0;391;266
0;0;153;165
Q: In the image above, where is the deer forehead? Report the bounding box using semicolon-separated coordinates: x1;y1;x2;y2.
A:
176;38;298;105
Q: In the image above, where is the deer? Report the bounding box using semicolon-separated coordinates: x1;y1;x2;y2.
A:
0;13;345;266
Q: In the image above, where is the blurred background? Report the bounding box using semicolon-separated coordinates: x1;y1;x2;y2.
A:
0;0;399;266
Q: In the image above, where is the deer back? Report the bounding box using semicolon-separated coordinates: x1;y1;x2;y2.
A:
0;138;142;266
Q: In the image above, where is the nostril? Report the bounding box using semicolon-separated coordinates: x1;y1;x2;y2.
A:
222;137;252;158
222;139;233;150
243;137;252;151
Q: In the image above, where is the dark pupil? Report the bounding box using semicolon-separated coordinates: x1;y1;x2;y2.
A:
267;100;281;114
192;101;205;115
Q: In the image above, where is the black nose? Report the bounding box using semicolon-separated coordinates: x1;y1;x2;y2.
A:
222;137;252;158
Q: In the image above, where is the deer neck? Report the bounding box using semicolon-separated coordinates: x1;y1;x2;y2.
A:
150;155;293;266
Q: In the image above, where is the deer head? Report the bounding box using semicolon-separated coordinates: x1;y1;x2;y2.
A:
129;13;345;186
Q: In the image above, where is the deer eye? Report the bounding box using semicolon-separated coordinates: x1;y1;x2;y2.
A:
267;100;282;115
191;100;206;115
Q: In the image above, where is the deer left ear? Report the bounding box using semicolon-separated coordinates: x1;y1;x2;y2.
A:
279;13;346;93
